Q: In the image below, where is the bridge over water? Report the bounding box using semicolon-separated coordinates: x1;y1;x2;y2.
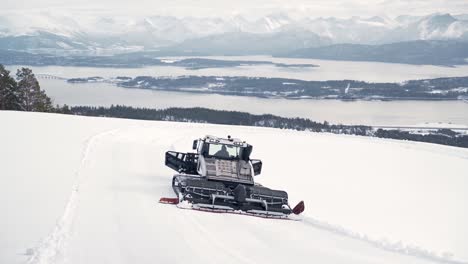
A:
35;74;67;80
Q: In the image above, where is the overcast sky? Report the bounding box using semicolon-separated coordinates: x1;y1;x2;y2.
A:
2;0;468;18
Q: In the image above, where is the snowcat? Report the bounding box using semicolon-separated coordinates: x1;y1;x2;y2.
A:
159;135;304;218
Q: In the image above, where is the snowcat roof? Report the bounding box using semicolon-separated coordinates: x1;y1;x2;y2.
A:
203;135;248;147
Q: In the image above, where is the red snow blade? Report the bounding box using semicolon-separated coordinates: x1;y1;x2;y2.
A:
292;201;305;215
159;197;179;204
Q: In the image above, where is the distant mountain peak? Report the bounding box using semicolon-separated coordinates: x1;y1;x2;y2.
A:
423;13;457;24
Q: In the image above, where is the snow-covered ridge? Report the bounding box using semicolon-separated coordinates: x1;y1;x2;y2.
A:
0;11;467;53
1;111;467;264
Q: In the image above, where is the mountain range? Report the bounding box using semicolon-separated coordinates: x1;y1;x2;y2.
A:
0;12;467;55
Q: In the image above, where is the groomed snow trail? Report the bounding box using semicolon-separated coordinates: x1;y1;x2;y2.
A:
1;112;468;264
27;129;121;264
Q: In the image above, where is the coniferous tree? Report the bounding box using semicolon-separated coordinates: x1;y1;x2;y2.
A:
0;64;21;110
16;67;53;112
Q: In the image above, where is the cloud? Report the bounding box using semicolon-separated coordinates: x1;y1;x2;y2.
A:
1;0;467;18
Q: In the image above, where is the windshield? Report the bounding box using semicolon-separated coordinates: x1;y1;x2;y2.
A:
207;143;241;159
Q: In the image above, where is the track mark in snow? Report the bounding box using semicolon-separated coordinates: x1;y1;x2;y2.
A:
301;216;466;264
27;129;121;264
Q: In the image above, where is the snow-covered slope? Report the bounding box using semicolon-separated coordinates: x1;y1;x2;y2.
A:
1;111;467;264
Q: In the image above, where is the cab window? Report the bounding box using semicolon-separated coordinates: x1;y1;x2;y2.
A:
208;143;240;159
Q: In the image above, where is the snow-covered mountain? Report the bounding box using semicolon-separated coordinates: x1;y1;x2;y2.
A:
0;11;467;54
165;29;332;55
288;13;468;44
1;111;468;264
385;13;468;43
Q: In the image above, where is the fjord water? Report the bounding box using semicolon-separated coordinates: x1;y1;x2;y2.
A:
13;56;468;82
37;79;468;126
8;57;468;126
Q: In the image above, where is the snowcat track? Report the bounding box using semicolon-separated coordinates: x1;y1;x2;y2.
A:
158;199;299;220
187;205;295;220
171;174;293;215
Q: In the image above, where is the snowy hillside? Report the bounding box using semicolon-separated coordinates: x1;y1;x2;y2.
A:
1;111;468;264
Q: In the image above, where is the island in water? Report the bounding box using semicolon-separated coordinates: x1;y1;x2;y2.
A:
67;75;468;101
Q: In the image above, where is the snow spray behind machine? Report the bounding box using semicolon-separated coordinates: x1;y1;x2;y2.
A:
160;135;304;219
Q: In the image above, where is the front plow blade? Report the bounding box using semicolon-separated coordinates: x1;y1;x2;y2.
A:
159;197;179;204
292;201;305;215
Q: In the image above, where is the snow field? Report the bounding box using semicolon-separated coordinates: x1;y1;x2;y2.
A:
1;111;467;264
